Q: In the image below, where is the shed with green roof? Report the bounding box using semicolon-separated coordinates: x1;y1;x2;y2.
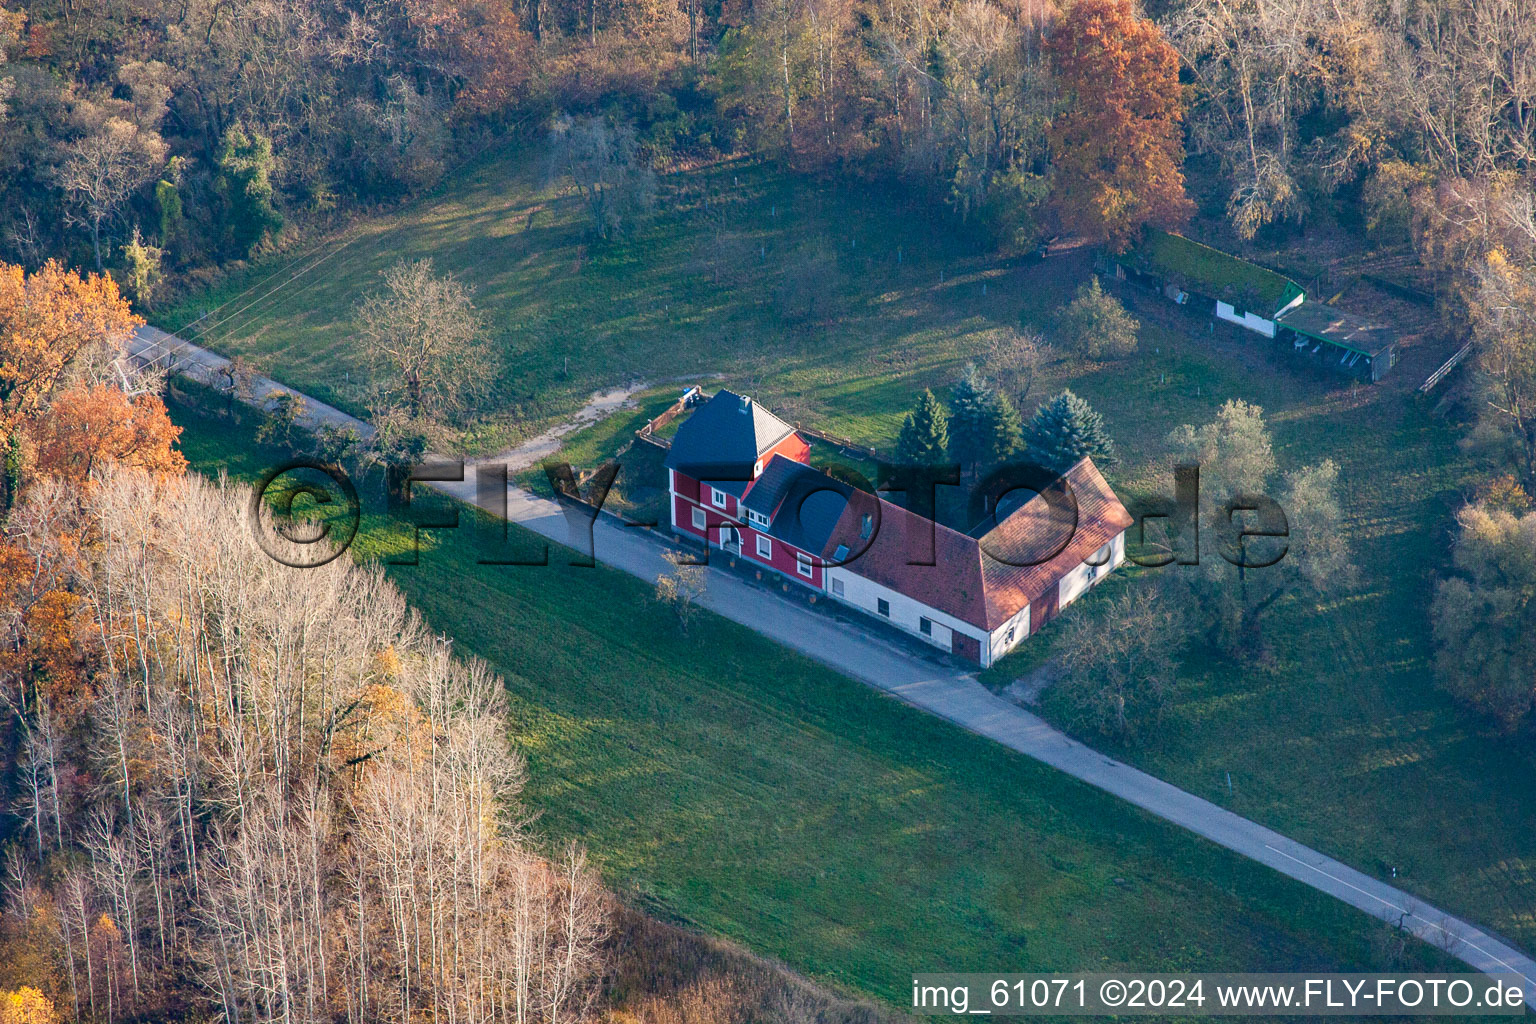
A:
1107;229;1305;338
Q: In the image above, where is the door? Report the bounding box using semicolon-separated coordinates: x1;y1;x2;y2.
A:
1032;589;1060;629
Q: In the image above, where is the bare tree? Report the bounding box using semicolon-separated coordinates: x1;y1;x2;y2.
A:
55;117;167;270
655;553;708;634
546;114;657;240
985;327;1046;408
355;258;494;424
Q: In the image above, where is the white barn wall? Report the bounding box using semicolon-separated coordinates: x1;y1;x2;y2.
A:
823;566;986;656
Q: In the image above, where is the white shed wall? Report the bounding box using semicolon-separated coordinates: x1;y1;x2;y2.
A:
985;603;1032;666
1215;301;1277;338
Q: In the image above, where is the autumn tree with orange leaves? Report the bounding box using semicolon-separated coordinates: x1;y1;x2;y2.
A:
1046;0;1194;251
0;261;145;509
31;385;185;485
0;261;140;437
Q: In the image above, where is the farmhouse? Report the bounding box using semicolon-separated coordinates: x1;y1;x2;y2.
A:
1104;229;1399;381
666;390;1133;667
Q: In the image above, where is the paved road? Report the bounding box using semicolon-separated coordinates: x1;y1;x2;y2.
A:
130;325;375;440
140;326;1536;1001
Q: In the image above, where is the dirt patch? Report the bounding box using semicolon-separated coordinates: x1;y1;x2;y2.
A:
1004;658;1064;706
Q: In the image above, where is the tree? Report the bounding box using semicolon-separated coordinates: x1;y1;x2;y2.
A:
1055;585;1186;740
1030;389;1115;472
655;553;707;634
986;392;1025;467
214;126;282;259
314;424;362;465
987;327;1047;408
895;389;950;465
1058;277;1139;359
1469;250;1536;481
118;227;163;308
0;261;140;441
1167;399;1275;497
1474;475;1533;516
1165;400;1351;654
29;386;186;485
1280;458;1354;594
1046;0;1193;250
546;115;656;240
355;259;493;424
255;391;307;448
948;365;997;475
0;987;58;1024
54;119;167;271
219;355;259;419
1431;499;1536;732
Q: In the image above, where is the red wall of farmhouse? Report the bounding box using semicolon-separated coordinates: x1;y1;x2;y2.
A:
670;474;822;589
738;523;822;588
763;433;811;466
673;471;741;518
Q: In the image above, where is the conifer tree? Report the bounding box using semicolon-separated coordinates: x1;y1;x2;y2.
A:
1031;389;1116;472
948;365;995;474
986;392;1025;467
895;388;950;465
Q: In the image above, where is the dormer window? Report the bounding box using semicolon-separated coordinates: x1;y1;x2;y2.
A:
748;510;769;529
711;487;727;508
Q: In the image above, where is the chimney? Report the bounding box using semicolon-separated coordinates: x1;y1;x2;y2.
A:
740;394;752;413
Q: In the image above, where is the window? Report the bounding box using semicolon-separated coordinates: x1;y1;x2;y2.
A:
748;510;769;528
877;598;890;617
919;617;932;636
831;577;844;597
796;553;814;578
711;487;727;509
691;507;707;531
756;535;772;559
1004;625;1016;644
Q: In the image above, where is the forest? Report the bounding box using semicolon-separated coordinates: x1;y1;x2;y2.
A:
3;0;1533;295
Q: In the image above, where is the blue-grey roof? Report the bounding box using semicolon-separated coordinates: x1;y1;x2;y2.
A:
741;454;816;518
748;458;856;554
664;390;796;483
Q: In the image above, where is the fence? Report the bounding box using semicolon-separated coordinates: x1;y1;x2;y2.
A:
1420;339;1474;394
634;386;701;450
795;424;882;463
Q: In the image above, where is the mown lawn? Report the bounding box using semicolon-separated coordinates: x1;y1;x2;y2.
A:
162;138;1536;961
172;401;1453;1006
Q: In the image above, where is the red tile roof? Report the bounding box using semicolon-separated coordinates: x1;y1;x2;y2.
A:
821;457;1132;631
976;458;1134;630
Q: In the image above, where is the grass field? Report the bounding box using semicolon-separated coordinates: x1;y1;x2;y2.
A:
172;400;1457;1005
162;138;1536;962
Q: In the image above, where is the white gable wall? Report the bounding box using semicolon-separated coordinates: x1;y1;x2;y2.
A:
1058;531;1126;609
985;603;1032;666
